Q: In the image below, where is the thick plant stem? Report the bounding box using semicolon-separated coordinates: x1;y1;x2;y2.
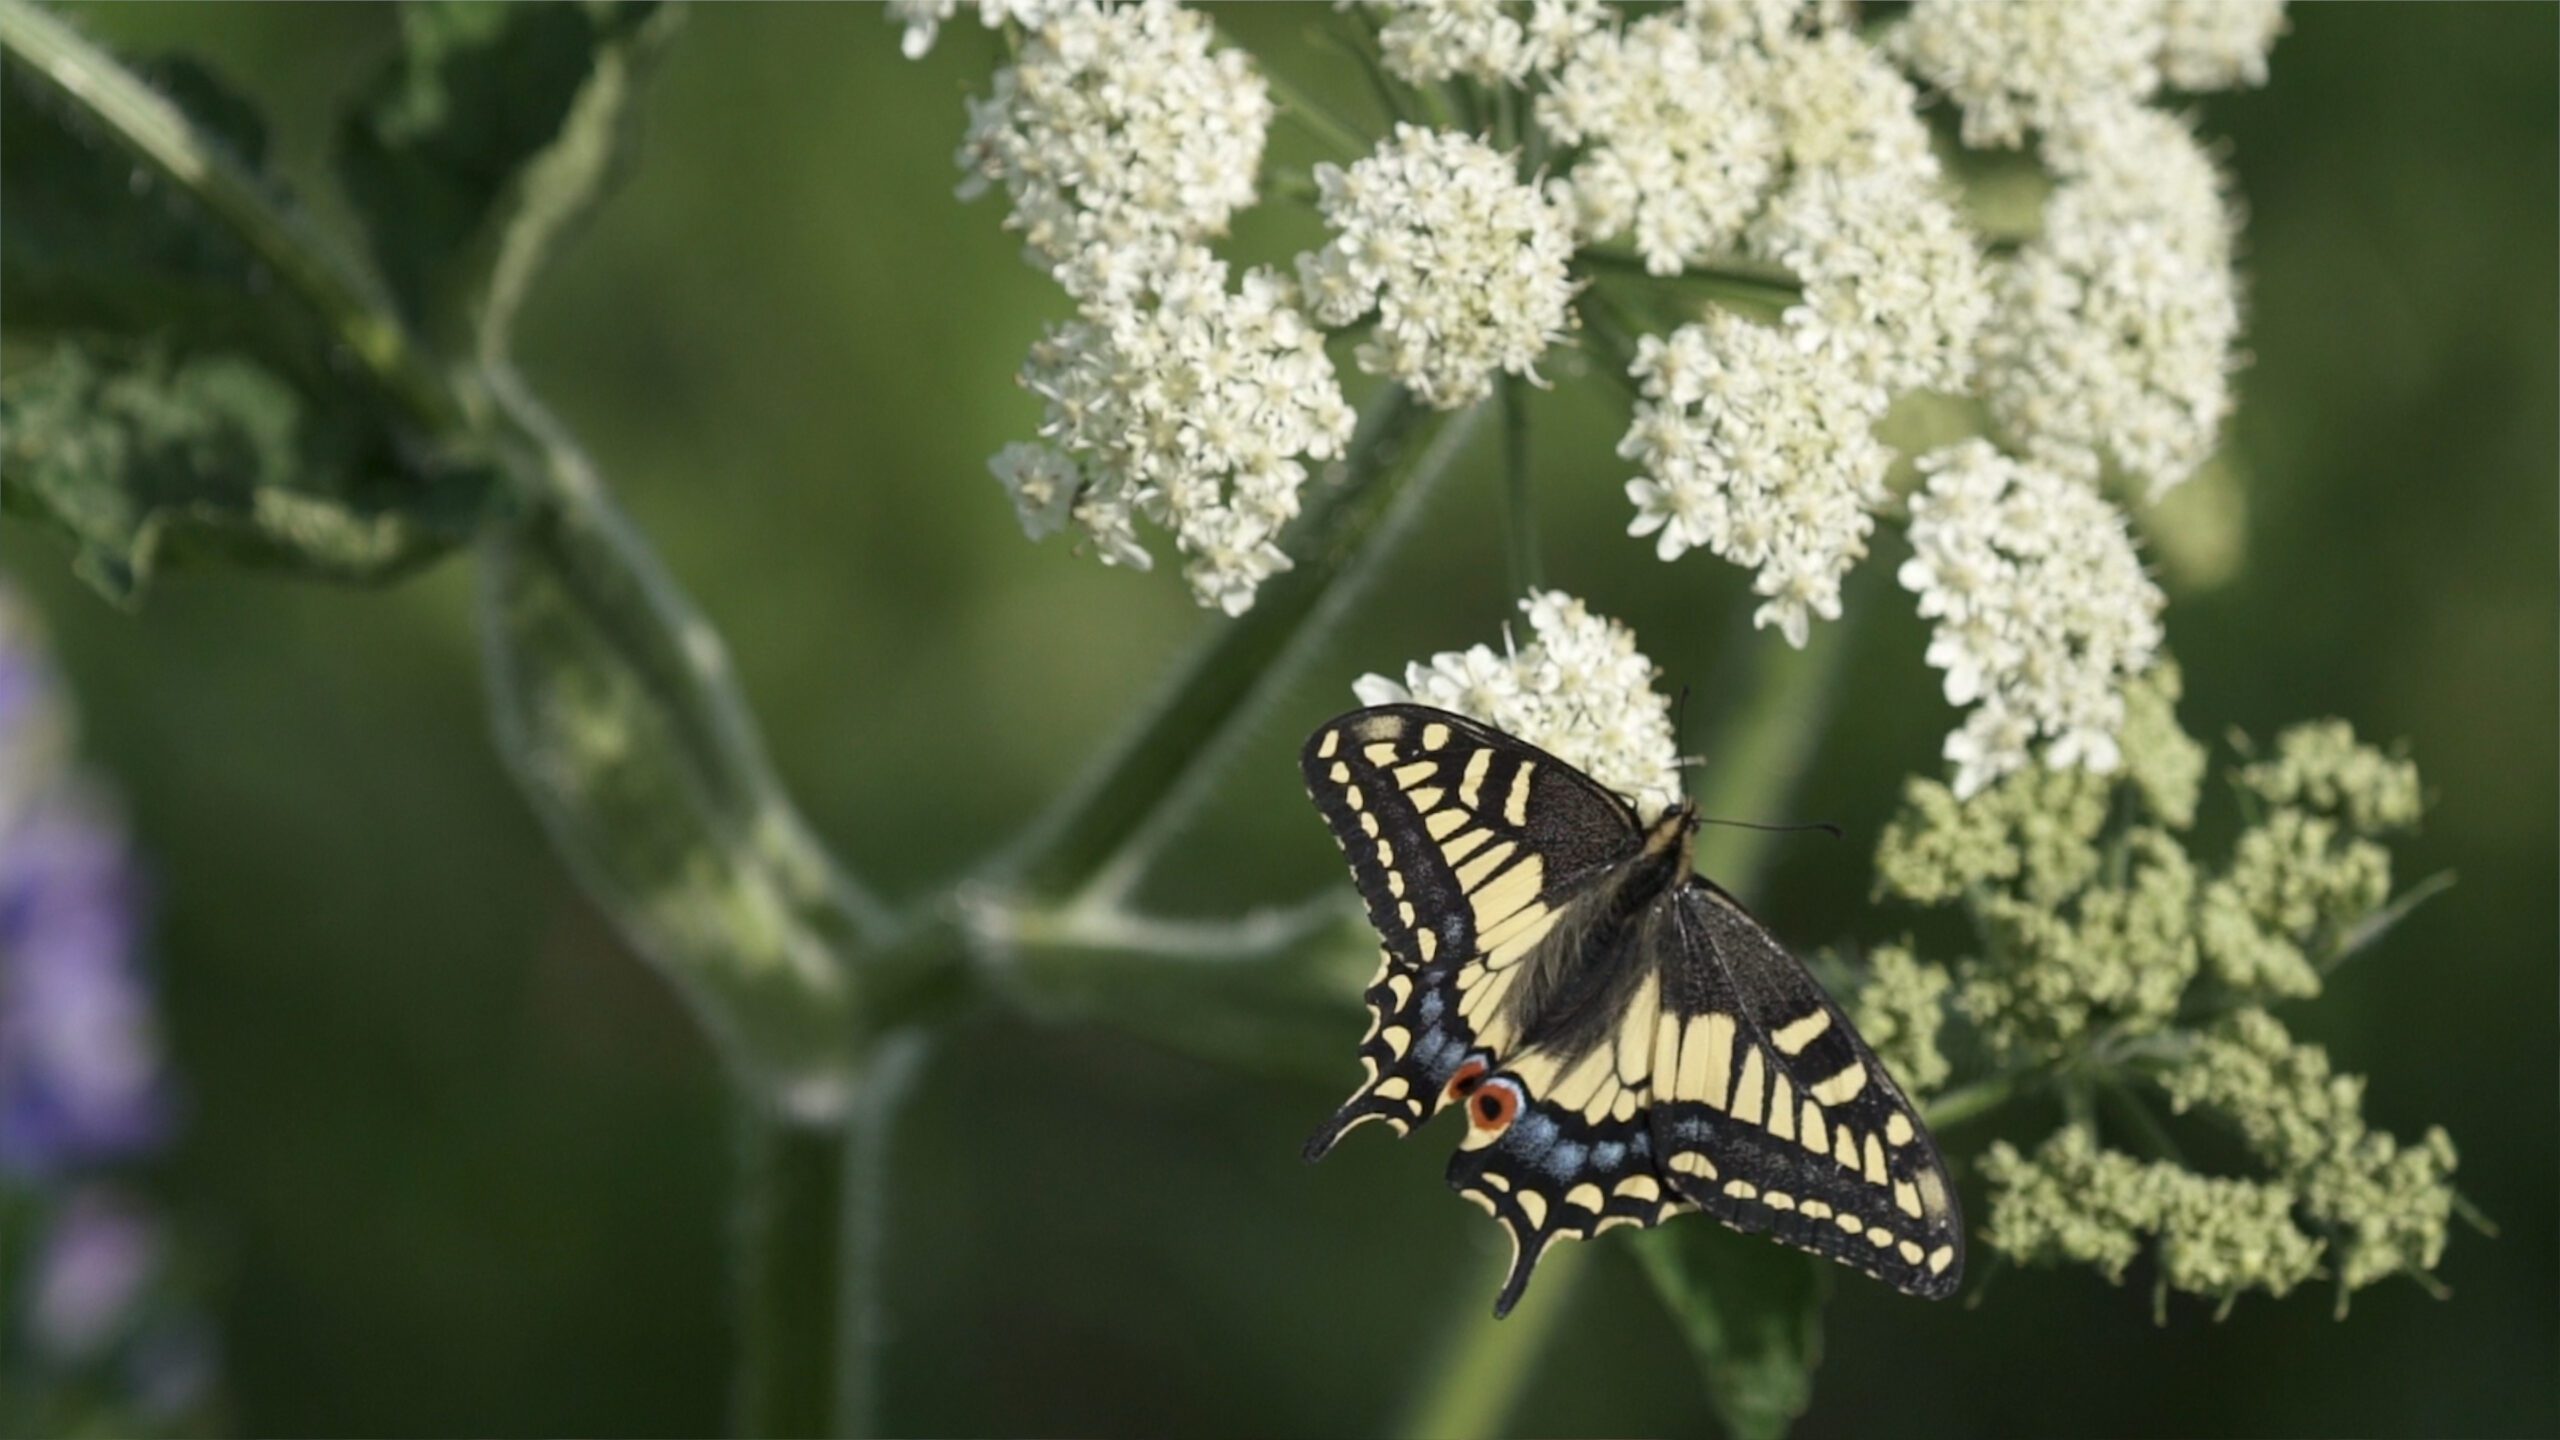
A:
736;1104;848;1439
834;1032;931;1438
1002;388;1481;906
1398;609;1864;1440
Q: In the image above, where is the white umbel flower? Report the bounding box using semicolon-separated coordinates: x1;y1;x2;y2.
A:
1898;441;2166;798
1540;15;1783;275
1983;102;2239;497
1682;0;1846;50
1619;310;1892;648
1370;0;1607;86
888;0;1078;60
1297;125;1578;409
2159;0;2287;92
1750;168;1989;398
1354;591;1684;819
1748;33;1990;396
1893;0;2163;149
1001;249;1356;614
955;0;1271;302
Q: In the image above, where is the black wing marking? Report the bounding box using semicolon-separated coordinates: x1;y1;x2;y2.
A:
1441;945;1695;1316
1648;882;1965;1298
1299;705;1642;1157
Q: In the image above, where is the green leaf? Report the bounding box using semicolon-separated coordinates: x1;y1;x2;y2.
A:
0;41;329;375
337;0;677;354
0;343;494;604
1634;1228;1832;1440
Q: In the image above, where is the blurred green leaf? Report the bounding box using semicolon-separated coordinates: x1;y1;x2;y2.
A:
1634;1229;1831;1440
0;343;492;604
338;0;677;355
0;41;335;376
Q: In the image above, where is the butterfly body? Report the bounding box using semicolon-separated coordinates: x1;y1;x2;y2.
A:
1300;704;1963;1316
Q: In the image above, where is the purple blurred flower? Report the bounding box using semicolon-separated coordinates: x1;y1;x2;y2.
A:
30;1184;161;1361
0;597;168;1177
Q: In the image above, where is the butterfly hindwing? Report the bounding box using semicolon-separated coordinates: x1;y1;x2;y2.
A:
1441;946;1698;1315
1299;706;1641;1156
1648;882;1964;1298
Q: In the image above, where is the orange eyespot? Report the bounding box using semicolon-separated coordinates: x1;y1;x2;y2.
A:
1446;1058;1490;1101
1469;1079;1522;1133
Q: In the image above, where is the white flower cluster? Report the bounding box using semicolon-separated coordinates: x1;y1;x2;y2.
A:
995;249;1356;615
1540;15;1781;275
887;0;1077;60
1682;0;1843;50
1898;440;2166;798
1984;103;2239;496
954;0;1271;302
1894;0;2289;149
1746;31;1989;395
1297;124;1578;409
1620;311;1891;649
1370;0;1606;86
1893;0;2158;149
2159;0;2289;92
1354;591;1685;819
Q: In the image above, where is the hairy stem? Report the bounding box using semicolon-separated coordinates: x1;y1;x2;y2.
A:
1400;608;1866;1440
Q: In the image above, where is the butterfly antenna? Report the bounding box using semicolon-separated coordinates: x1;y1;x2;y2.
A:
1694;816;1844;841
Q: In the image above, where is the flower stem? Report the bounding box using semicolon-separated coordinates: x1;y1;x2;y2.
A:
1399;609;1864;1440
1242;29;1372;162
834;1032;931;1438
734;1104;847;1439
1499;375;1543;594
999;387;1481;907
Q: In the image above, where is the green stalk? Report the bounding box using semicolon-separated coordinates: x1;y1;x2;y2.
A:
735;1031;927;1440
835;1033;932;1438
1499;375;1543;594
1000;388;1479;905
1399;606;1866;1440
735;1106;848;1439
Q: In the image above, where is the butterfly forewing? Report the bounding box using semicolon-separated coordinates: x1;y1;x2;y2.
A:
1648;883;1964;1297
1299;706;1641;1155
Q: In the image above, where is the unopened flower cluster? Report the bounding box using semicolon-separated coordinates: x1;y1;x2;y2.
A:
1857;670;2465;1314
1352;590;1682;820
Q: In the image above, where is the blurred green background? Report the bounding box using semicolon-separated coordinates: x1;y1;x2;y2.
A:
4;3;2553;1435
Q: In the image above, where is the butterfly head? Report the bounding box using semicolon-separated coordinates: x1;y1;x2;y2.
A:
1639;797;1702;871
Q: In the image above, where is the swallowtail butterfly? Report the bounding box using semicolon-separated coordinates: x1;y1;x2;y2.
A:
1301;704;1963;1316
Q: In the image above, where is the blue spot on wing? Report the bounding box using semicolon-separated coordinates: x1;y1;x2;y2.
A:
1593;1140;1626;1172
1505;1111;1560;1161
1540;1140;1590;1181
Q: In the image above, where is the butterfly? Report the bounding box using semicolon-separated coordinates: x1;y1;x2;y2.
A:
1300;703;1963;1317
